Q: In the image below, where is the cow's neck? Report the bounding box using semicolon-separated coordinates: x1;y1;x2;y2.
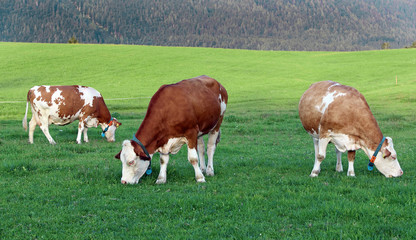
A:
134;117;163;155
96;102;112;124
359;121;384;159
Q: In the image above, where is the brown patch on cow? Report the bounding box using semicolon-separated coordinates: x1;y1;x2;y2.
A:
347;151;356;162
55;86;85;118
79;96;112;124
299;81;383;151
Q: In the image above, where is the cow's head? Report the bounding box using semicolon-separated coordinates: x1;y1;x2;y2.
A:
115;140;150;184
102;118;122;142
374;137;403;178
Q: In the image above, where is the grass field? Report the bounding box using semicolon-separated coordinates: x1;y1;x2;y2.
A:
0;42;416;239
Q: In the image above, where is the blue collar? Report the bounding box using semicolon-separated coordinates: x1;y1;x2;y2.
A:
101;117;114;137
368;136;386;171
132;134;151;159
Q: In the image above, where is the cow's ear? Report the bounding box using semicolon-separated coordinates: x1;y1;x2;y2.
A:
115;151;121;160
114;119;122;127
133;147;150;160
383;148;391;158
139;152;151;161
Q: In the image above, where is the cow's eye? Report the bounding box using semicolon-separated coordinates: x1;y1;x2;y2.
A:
128;160;135;166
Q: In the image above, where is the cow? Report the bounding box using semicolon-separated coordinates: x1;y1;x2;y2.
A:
22;85;121;144
115;75;228;184
298;81;403;178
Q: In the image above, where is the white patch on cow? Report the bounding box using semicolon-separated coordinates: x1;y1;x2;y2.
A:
157;137;188;155
328;83;341;90
78;86;101;107
219;94;227;115
316;132;361;153
102;124;117;142
120;140;150;184
84;116;99;128
188;147;205;182
329;133;361;152
316;90;346;114
32;86;41;99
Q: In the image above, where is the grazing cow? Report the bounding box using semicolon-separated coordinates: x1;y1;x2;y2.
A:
23;85;121;144
115;75;228;184
298;81;403;178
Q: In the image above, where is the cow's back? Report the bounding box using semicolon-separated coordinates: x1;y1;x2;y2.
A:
146;76;227;135
299;81;373;137
28;85;102;122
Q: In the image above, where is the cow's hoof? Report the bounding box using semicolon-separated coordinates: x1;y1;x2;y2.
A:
309;170;320;177
347;171;356;177
206;168;214;176
336;166;343;172
196;177;206;183
156;178;166;184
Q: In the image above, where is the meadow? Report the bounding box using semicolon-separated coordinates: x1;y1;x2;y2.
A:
0;42;415;239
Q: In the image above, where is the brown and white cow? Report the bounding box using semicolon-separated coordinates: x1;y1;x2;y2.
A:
115;75;228;184
298;81;403;178
23;85;121;144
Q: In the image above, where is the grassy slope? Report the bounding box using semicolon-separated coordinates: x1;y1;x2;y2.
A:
0;42;415;239
1;42;416;116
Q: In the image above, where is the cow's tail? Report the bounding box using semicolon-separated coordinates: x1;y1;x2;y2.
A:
22;101;29;131
215;130;221;145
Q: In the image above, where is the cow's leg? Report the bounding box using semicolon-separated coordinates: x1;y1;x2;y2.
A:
317;137;330;160
83;127;89;143
197;137;206;173
188;147;205;183
206;130;220;176
310;138;321;177
156;154;170;184
39;118;56;145
335;147;343;172
28;116;37;144
76;121;85;144
347;150;356;177
310;137;330;177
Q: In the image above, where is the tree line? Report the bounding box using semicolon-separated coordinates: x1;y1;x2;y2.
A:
1;0;416;51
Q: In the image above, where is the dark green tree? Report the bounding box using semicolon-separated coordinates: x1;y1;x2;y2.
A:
381;42;390;49
68;36;78;44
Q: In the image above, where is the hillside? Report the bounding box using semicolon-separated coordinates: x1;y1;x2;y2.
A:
1;0;416;51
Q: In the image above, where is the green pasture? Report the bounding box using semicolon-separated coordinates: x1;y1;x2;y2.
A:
0;42;415;239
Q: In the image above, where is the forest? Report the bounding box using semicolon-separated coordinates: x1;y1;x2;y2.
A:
1;0;416;51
